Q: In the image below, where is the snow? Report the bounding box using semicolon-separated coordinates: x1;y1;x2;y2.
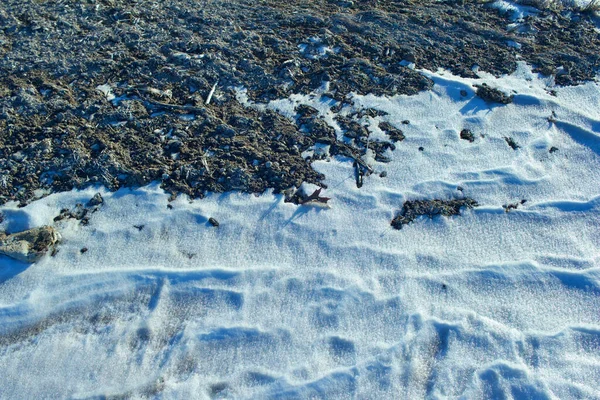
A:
489;0;540;21
1;63;600;399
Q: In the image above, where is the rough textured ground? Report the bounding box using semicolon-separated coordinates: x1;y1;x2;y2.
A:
0;0;599;205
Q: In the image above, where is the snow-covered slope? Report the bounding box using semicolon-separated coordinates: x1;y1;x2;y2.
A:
1;64;600;399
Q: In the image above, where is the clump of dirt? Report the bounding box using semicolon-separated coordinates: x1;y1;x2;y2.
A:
504;136;521;150
379;122;405;142
53;193;104;226
391;198;479;229
460;129;475;142
502;199;527;212
475;84;514;104
0;0;598;205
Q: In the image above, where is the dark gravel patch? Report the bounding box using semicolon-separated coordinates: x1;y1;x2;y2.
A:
391;198;479;229
0;0;598;205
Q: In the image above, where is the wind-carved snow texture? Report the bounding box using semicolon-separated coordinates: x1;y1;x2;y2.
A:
1;64;600;399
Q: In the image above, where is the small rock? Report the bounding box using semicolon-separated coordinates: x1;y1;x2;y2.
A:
460;129;475;143
208;217;219;227
418;146;424;151
80;247;88;254
88;192;104;207
549;146;558;153
379;171;387;178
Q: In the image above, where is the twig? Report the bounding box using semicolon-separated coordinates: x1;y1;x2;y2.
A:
206;80;218;105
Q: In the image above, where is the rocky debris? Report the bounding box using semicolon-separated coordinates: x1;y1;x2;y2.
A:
475;84;513;104
285;188;331;207
0;0;598;205
502;199;527;212
391;198;479;229
87;193;104;207
0;226;61;263
54;193;105;225
549;146;559;153
504;136;521;150
460;129;475;143
378;122;405;143
208;217;220;227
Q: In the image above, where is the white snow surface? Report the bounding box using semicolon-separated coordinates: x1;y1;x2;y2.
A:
1;64;600;399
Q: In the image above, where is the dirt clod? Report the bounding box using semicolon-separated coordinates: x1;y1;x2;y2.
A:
475;84;513;104
460;129;475;143
391;198;479;229
504;137;521;150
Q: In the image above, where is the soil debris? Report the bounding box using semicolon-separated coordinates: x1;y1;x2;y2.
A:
460;129;475;143
285;188;331;207
54;193;104;225
502;199;527;212
391;198;479;229
378;122;405;143
504;137;521;150
0;0;598;205
87;193;104;207
475;84;513;104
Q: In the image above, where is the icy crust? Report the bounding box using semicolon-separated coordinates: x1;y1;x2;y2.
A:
1;66;600;399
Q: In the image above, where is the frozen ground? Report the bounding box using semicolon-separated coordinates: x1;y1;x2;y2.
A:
1;64;600;399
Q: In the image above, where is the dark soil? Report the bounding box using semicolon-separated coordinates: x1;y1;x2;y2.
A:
391;198;479;229
475;84;514;104
0;0;599;205
460;129;475;142
504;136;521;150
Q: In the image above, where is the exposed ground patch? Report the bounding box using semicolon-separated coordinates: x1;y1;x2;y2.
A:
0;0;598;204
